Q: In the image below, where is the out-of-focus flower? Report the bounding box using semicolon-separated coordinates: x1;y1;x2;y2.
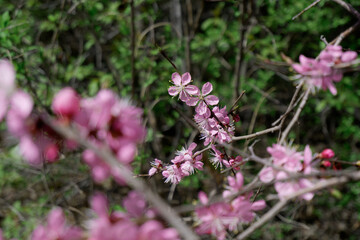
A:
31;208;83;240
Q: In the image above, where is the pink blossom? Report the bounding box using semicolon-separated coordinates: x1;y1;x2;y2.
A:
259;167;276;183
137;221;179;240
275;172;314;201
223;172;244;199
89;192;179;240
196;106;234;146
187;82;219;115
261;144;316;200
210;145;224;168
52;87;80;118
267;144;302;172
148;158;163;176
162;164;184;184
223;155;243;171
292;45;358;95
195;191;265;240
123;191;147;218
31;208;83;240
168;72;199;102
161;143;203;184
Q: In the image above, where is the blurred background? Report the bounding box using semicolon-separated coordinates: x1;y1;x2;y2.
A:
0;0;360;239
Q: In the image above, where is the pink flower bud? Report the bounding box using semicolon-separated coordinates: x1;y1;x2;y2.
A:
233;114;240;122
44;144;59;163
320;148;335;159
321;160;331;168
52;87;80;118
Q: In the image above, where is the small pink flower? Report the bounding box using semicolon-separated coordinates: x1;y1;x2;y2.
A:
31;208;83;240
187;82;219;115
168;72;199;102
52;87;80;118
292;45;358;95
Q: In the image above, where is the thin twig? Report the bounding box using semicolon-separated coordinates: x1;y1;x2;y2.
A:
279;88;311;144
292;0;322;20
232;125;281;141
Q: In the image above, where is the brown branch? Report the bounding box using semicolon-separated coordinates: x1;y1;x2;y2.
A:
292;0;322;20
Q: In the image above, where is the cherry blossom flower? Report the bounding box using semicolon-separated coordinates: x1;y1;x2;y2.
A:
187;82;219;115
52;87;80;119
148;158;163;176
89;192;179;240
260;144;316;200
31;208;83;240
210;145;225;168
168;72;199;102
195;187;265;240
292;45;358;95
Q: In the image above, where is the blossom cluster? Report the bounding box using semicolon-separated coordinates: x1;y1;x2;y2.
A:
292;45;358;95
148;142;203;184
88;191;179;240
150;72;242;184
0;191;179;240
0;60;146;184
168;72;234;145
0;60;61;165
195;172;266;240
259;144;317;200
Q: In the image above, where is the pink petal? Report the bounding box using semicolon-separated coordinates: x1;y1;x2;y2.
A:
10;91;33;118
195;101;208;115
198;191;208;205
168;86;179;96
327;82;337;95
332;72;343;82
188;142;197;152
259;167;275;183
201;82;213;96
292;64;305;74
303;145;312;165
186;97;199;106
185;85;200;95
20;136;41;165
299;55;313;65
179;90;189;102
341;51;357;62
0;59;15;93
91;193;109;217
181;72;191;85
251;200;266;211
47;208;65;229
171;72;181;85
204;95;219;105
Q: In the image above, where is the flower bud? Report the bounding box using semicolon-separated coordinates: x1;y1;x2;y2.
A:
321;160;331;168
320;148;335;159
52;87;80;118
44;143;59;163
